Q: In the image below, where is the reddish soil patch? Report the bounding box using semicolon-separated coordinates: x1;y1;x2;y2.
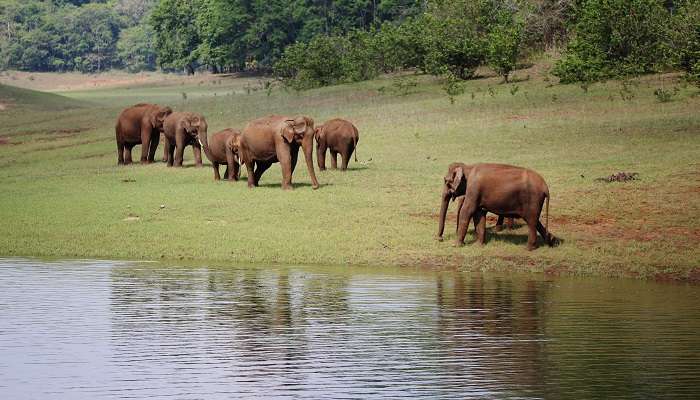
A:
0;136;9;145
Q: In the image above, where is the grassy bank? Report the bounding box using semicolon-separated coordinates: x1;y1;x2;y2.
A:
0;66;698;281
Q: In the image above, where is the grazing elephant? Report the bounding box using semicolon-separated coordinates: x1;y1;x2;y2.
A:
115;103;172;165
450;163;555;250
436;162;515;241
162;112;208;168
199;128;242;181
239;115;319;190
315;118;359;171
455;164;557;250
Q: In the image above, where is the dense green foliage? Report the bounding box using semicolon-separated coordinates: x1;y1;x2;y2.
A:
0;0;698;85
0;0;156;72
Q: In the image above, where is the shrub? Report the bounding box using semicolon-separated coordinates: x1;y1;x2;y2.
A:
487;14;524;83
670;0;700;85
553;0;671;83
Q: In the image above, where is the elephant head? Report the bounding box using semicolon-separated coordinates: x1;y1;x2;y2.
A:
313;124;325;142
436;163;472;241
150;106;172;132
281;116;319;189
443;162;469;201
225;133;243;164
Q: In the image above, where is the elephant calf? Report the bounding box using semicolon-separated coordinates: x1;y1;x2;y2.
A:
162;112;208;168
200;128;242;181
315;118;359;171
115;103;172;165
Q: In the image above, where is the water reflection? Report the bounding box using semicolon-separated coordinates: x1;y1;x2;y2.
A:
0;259;699;399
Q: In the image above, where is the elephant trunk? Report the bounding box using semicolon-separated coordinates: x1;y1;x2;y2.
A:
437;186;451;239
302;136;320;189
198;126;214;163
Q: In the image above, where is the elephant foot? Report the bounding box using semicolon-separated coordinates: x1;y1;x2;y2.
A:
452;241;465;248
527;244;537;251
434;235;444;242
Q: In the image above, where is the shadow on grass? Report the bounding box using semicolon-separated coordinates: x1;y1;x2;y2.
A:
255;182;333;189
319;165;370;172
484;232;565;248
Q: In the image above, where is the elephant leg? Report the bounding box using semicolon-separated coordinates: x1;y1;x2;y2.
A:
148;131;159;162
524;215;539;251
253;161;273;186
330;151;338;169
140;129;152;164
474;210;487;245
495;215;505;232
317;143;327;171
289;147;300;174
124;144;134;165
455;198;477;246
232;161;240;181
166;141;175;167
174;136;185;167
193;144;203;167
536;221;554;247
213;162;221;180
340;148;349;171
117;141;125;165
246;161;256;188
277;147;293;190
162;139;169;163
223;165;229;180
455;196;465;234
506;217;515;230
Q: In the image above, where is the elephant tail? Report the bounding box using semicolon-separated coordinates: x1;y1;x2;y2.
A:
545;190;551;245
353;125;359;162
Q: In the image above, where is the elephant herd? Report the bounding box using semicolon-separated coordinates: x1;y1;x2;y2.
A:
115;103;556;250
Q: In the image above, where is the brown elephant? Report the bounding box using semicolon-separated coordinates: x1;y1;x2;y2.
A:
199;128;242;181
437;163;516;241
115;103;172;165
445;163;555;250
315;118;359;171
239;115;319;190
162;112;208;168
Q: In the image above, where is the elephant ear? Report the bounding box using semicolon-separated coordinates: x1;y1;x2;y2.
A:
180;118;192;132
450;167;464;192
281;120;296;143
292;116;308;134
152;107;171;128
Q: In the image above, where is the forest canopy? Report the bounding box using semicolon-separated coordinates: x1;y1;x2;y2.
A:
0;0;698;86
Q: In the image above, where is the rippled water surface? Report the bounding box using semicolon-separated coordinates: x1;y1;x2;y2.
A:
1;258;699;399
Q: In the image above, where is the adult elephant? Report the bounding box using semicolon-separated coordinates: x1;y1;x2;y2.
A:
115;103;172;165
239;115;319;190
436;162;515;242
315;118;359;171
162;112;208;168
199;128;242;181
448;163;556;250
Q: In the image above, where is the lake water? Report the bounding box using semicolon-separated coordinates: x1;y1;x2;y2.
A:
0;258;698;399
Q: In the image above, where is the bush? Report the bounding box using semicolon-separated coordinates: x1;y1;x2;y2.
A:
553;0;671;83
420;13;486;79
487;13;524;83
671;0;700;85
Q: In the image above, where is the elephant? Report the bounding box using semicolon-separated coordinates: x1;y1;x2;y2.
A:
238;115;319;190
436;162;515;242
199;128;242;181
314;118;359;171
115;103;172;165
445;163;556;250
162;112;208;168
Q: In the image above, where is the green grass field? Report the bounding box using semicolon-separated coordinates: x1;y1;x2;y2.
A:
1;65;698;281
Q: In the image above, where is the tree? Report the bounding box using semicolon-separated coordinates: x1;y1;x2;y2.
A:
487;12;524;83
150;0;201;74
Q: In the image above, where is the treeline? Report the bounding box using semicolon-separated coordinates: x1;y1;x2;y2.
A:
276;0;700;88
0;0;157;72
0;0;698;86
